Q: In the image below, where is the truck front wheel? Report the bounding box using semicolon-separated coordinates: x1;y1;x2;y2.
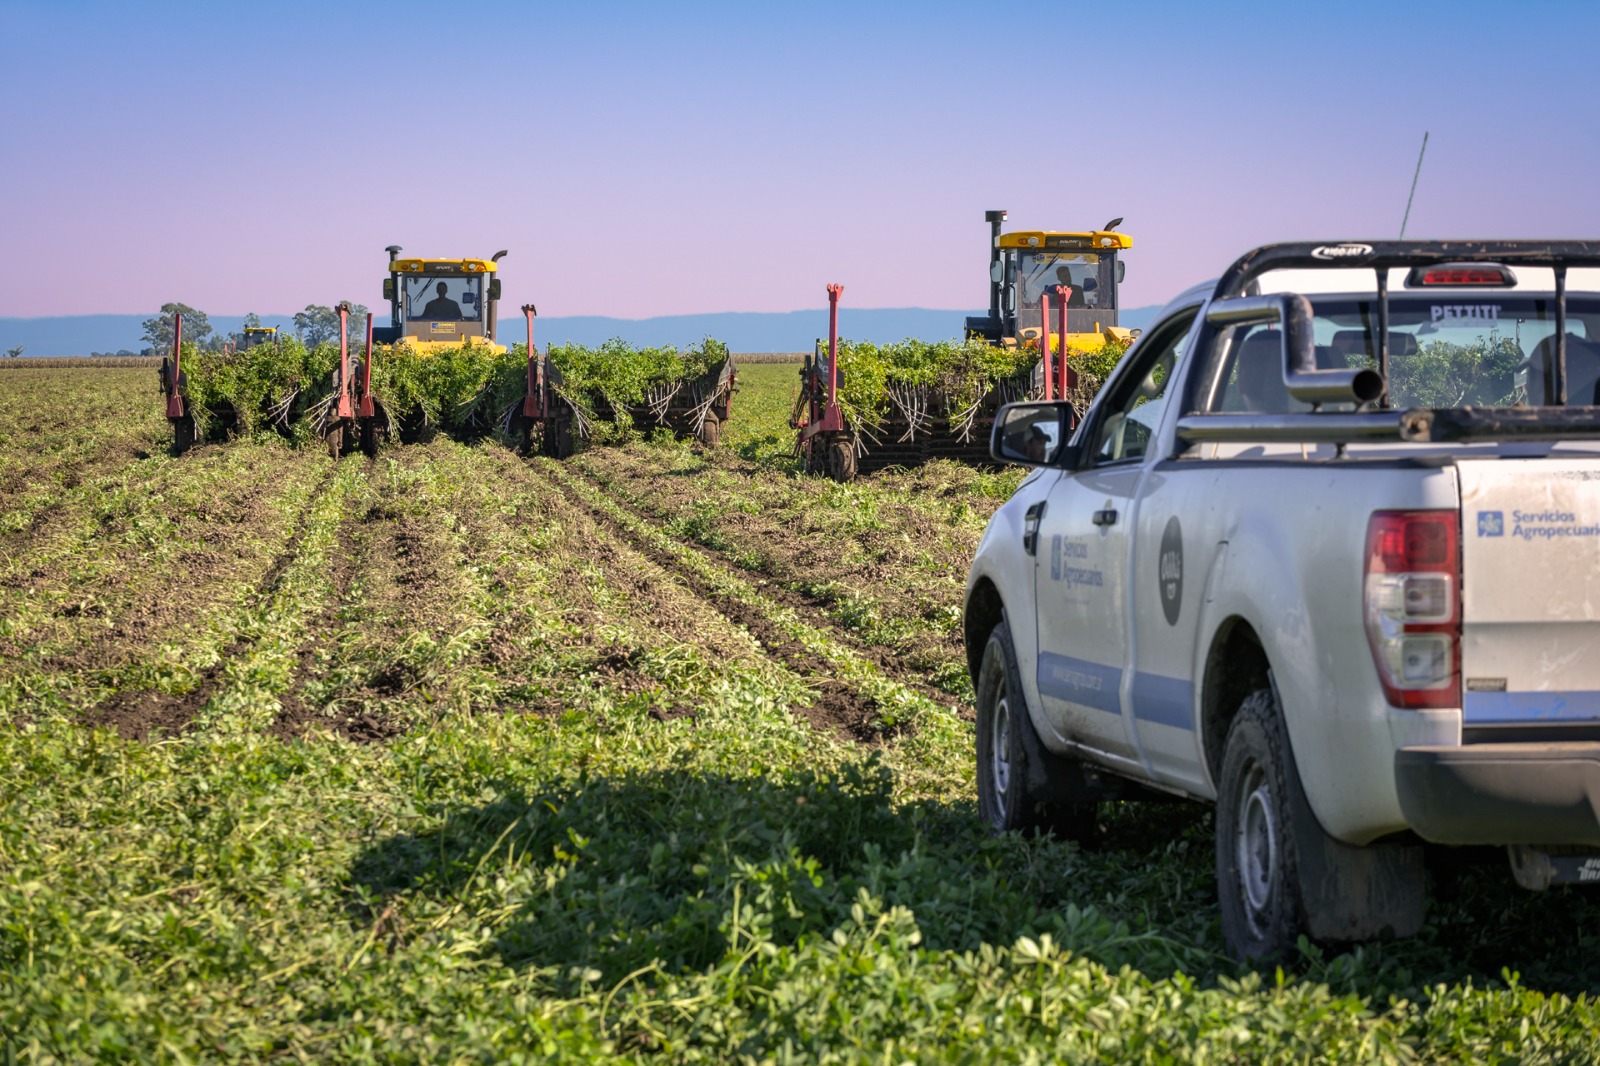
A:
1216;689;1304;965
976;621;1097;841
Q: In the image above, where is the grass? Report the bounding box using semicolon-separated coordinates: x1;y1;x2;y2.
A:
3;366;1600;1061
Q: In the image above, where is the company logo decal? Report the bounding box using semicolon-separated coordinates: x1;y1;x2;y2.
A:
1478;511;1504;537
1159;516;1183;626
1310;243;1374;261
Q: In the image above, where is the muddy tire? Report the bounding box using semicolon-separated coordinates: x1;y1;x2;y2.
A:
698;416;721;448
543;417;574;459
171;414;195;456
324;421;346;460
360;418;382;458
1216;689;1305;966
825;438;857;482
975;621;1098;840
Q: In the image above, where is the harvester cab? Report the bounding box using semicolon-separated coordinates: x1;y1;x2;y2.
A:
240;326;278;351
375;245;508;354
963;209;1134;353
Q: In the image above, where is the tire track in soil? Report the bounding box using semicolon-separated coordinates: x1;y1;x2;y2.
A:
83;463;341;742
537;462;905;745
566;460;974;718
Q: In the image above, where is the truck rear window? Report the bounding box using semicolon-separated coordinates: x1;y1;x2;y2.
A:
1217;296;1600;411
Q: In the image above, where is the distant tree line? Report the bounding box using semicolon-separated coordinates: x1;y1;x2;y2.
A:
140;301;371;354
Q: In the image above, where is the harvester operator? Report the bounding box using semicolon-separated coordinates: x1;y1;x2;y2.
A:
421;282;462;320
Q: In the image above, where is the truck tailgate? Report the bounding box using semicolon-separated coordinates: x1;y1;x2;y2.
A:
1459;460;1600;727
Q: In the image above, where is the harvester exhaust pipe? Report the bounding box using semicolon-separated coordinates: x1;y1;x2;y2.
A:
985;209;1006;319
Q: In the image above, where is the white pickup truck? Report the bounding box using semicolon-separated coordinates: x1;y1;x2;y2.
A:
964;240;1600;963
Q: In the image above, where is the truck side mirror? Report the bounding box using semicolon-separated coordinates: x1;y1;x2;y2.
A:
1117;260;1127;284
382;279;394;301
990;261;1005;284
489;278;502;301
991;401;1076;468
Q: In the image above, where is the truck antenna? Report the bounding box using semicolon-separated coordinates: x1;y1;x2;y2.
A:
1398;132;1428;240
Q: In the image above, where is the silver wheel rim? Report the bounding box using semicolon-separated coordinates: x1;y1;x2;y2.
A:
990;694;1013;822
1235;761;1276;929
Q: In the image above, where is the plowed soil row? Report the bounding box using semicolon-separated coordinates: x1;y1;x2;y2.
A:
269;467;400;743
83;463;341;740
568;455;974;709
459;447;830;731
537;461;916;743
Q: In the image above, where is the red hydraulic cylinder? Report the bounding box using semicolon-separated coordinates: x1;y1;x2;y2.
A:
165;313;185;418
336;303;354;420
1039;293;1053;400
816;284;845;432
1053;284;1075;399
827;284;842;408
522;304;540;417
357;312;376;418
165;312;185;416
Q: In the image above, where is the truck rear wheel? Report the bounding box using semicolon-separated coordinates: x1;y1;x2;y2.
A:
1216;689;1303;965
976;620;1097;841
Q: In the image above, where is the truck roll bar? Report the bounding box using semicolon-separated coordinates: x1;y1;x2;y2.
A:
1205;293;1384;407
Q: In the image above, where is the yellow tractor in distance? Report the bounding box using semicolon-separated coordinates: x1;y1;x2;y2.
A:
964;209;1134;353
240;326;279;350
374;245;508;354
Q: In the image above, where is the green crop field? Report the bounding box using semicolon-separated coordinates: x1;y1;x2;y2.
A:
4;363;1600;1062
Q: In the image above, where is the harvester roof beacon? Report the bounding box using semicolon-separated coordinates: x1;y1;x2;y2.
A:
965;209;1135;352
375;245;509;355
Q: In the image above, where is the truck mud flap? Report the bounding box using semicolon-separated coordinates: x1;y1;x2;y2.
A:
1284;721;1427;940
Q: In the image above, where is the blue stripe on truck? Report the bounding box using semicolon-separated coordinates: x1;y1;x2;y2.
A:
1465;690;1600;723
1129;671;1197;731
1037;652;1122;715
1036;652;1196;731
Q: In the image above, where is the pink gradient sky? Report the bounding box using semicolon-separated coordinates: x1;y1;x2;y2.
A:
3;0;1598;319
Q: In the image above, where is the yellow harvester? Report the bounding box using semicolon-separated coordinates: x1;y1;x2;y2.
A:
964;209;1135;352
374;245;508;354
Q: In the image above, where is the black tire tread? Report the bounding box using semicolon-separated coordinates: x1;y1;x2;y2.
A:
1215;688;1303;966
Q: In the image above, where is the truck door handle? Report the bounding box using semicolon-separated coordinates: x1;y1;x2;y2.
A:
1092;508;1118;527
1024;502;1045;556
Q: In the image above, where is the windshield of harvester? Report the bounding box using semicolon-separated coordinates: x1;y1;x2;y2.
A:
402;275;484;323
1016;252;1118;311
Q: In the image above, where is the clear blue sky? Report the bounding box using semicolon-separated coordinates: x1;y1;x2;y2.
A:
3;0;1598;319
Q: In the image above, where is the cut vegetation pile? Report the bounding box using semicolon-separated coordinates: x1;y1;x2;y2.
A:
178;336;339;439
549;336;733;439
172;336;734;446
829;336;1128;441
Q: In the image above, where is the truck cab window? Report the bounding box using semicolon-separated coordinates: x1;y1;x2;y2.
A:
1092;309;1197;463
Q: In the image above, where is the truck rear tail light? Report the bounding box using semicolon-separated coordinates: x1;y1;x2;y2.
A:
1403;263;1517;287
1364;511;1460;709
